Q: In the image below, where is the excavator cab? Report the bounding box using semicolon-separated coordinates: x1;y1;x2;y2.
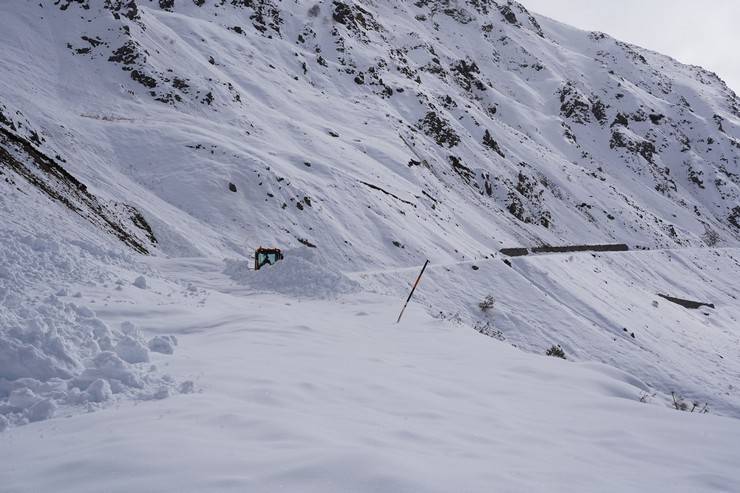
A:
254;247;283;271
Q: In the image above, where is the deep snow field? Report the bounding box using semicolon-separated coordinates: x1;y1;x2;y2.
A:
3;246;740;493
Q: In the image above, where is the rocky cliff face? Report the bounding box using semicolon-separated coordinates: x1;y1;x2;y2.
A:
1;0;738;265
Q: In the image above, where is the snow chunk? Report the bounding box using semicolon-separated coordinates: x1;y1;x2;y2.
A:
178;380;195;394
26;399;56;422
115;336;150;364
0;230;185;429
148;336;175;355
86;379;112;403
87;351;142;387
8;388;41;410
0;338;74;381
133;276;147;289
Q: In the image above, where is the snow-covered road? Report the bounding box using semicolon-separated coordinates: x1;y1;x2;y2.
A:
3;255;740;492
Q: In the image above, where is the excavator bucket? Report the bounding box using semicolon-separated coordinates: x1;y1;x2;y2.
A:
254;247;284;271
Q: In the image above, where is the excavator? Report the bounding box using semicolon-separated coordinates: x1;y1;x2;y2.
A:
254;247;283;271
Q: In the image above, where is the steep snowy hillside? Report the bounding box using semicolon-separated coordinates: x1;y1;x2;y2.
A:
0;0;738;265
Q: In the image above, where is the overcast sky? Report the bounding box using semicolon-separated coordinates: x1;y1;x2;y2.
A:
519;0;740;94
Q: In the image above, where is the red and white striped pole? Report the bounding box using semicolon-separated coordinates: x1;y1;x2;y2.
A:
396;259;430;323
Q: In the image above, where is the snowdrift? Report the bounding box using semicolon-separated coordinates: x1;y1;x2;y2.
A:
0;225;189;428
224;247;360;298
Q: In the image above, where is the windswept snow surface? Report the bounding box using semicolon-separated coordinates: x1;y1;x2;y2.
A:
2;258;740;493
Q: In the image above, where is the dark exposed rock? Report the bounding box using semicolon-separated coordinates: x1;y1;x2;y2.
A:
590;97;607;125
610;129;655;163
418;111;460;147
657;294;714;310
482;129;505;158
611;113;629;127
130;70;157;88
506;172;551;228
450;59;486;92
448;155;473;183
443;7;474;24
558;83;590;124
332;1;381;38
498;4;518;24
359;180;415;207
729;206;740;229
297;237;317;248
0;127;152;254
127;206;158;245
688;167;704;189
104;0;140;22
108;41;141;65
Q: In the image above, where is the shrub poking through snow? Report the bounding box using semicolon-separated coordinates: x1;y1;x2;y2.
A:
639;391;656;403
479;295;495;312
702;226;720;247
671;392;709;413
473;320;505;341
546;345;566;359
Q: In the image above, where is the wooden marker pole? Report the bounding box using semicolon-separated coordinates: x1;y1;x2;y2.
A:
396;260;430;323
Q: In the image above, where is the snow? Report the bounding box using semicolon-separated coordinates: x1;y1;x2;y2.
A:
0;221;185;428
132;275;148;289
2;276;740;492
2;212;740;490
1;0;740;490
148;335;176;355
85;378;112;403
356;247;740;416
224;247;360;298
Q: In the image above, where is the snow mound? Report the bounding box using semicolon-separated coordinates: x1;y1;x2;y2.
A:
0;229;188;429
0;297;182;427
224;248;360;299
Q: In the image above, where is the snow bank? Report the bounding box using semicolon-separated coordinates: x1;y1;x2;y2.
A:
224;248;360;298
0;229;186;429
0;296;183;427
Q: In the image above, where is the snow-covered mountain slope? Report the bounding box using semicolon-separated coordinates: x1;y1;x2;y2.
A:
358;247;740;416
2;0;740;480
1;0;738;265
